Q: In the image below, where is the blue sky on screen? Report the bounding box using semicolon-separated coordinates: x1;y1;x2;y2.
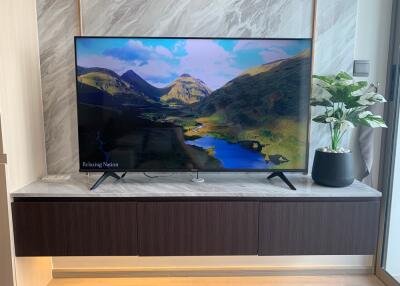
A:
76;38;310;90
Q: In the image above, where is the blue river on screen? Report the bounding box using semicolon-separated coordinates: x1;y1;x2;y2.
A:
185;135;272;169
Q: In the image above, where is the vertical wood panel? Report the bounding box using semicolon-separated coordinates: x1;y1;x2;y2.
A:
259;201;380;255
12;202;138;256
137;201;259;256
12;199;380;257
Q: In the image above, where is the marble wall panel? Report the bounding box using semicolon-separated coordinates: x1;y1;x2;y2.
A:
310;0;358;167
36;0;80;174
81;0;312;37
37;0;357;174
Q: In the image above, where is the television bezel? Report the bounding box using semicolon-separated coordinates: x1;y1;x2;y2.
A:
74;36;312;173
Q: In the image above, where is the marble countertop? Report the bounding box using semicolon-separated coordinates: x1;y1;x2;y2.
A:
10;173;381;198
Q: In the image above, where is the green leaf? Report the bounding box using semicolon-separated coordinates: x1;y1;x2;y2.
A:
359;114;387;128
330;85;351;103
357;92;387;106
348;81;368;92
333;108;344;119
312;115;329;123
344;95;363;109
346;110;387;128
335;72;353;81
311;83;333;106
312;73;387;129
310;98;333;107
313;75;335;84
343;108;369;127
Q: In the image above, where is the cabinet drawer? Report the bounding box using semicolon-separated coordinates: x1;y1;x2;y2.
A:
259;201;380;255
12;202;138;256
137;201;259;256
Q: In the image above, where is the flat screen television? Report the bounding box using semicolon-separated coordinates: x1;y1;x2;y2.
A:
74;37;312;173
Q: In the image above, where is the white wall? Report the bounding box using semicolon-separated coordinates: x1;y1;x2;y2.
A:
0;0;51;285
0;0;47;193
352;0;393;188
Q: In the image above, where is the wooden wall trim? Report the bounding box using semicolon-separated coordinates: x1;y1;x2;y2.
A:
76;0;83;35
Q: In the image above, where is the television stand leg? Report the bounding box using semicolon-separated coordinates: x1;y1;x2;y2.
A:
90;172;121;190
267;172;296;190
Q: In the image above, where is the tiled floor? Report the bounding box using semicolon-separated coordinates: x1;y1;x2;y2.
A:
48;275;385;286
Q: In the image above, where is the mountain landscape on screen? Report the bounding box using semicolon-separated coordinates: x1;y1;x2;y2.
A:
75;38;311;170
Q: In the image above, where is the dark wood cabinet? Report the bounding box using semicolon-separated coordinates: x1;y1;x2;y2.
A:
12;201;138;256
11;198;380;257
137;201;259;256
258;201;380;255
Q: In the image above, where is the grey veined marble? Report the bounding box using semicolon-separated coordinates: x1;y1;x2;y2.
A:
36;0;80;174
81;0;312;37
36;0;358;175
310;0;358;167
10;173;381;198
314;0;357;75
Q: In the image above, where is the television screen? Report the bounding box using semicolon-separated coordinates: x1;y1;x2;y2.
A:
75;37;311;172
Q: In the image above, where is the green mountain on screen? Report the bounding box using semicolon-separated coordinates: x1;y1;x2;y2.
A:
160;74;212;105
121;70;170;99
77;70;137;96
196;49;312;127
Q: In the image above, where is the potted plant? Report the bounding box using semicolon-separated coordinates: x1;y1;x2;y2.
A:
311;72;387;187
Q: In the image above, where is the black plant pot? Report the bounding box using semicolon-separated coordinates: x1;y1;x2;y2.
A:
312;149;354;187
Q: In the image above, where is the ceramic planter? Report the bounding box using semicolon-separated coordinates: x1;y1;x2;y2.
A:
312;149;354;187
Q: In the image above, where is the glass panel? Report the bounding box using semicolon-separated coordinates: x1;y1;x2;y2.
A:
384;112;400;283
379;2;400;285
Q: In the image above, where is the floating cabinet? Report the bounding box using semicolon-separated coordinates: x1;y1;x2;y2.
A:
12;198;380;257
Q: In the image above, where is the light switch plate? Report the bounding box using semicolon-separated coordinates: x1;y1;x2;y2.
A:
353;60;370;77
